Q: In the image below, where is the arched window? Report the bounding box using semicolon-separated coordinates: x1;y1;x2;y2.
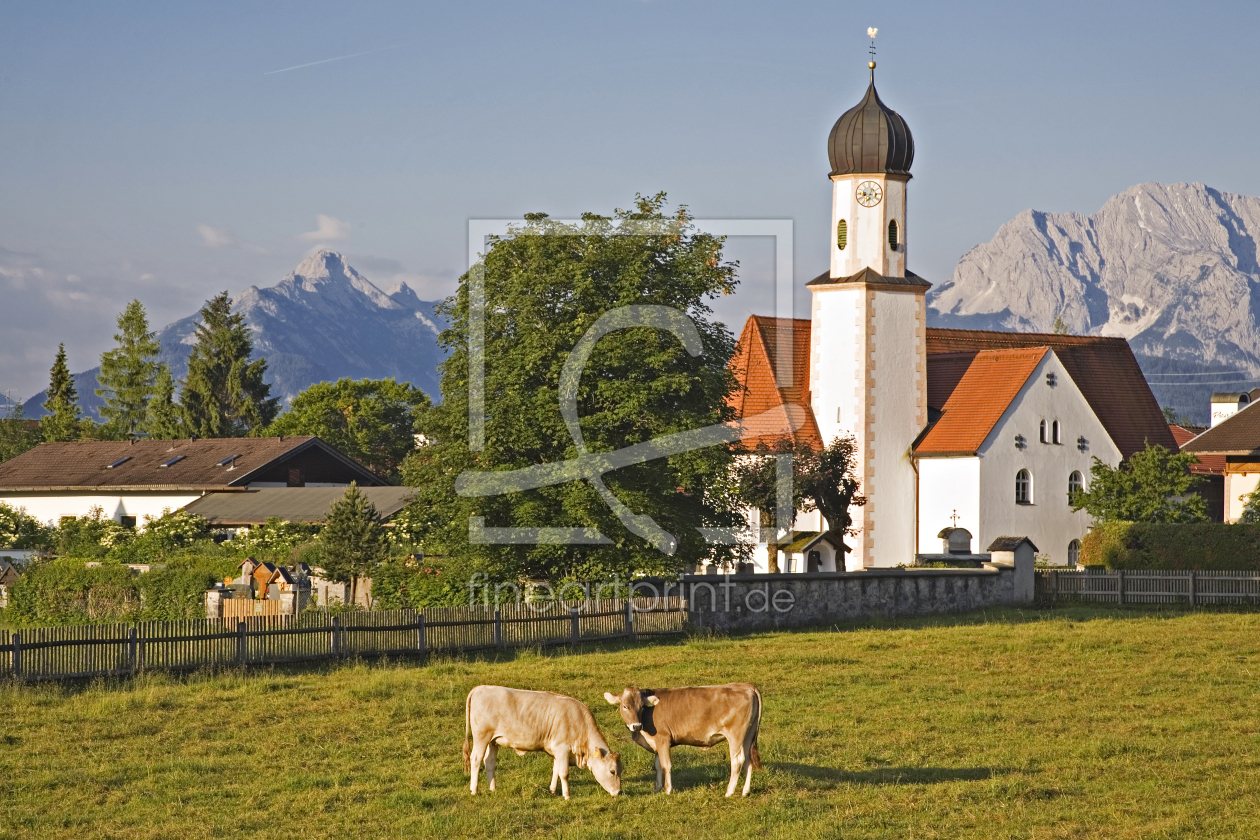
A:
1015;469;1032;505
1241;394;1251;410
888;220;899;251
1068;470;1084;498
1052;420;1062;444
1068;539;1081;567
1039;420;1048;444
837;219;847;251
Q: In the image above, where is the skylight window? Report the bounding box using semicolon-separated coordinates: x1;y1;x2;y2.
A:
106;456;132;469
159;455;185;468
216;454;241;467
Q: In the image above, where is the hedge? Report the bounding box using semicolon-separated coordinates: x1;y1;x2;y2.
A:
1081;521;1260;570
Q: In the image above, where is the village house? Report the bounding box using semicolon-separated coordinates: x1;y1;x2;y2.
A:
727;66;1173;571
1180;392;1260;522
0;436;387;528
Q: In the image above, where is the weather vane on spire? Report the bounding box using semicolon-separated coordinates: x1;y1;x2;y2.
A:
868;27;877;71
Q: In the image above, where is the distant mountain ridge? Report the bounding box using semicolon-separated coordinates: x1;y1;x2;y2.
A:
927;182;1260;423
26;250;446;418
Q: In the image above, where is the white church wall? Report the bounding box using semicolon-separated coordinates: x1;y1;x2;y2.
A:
830;175;907;278
0;491;205;528
917;457;980;552
810;286;863;446
974;352;1119;566
1225;472;1260;522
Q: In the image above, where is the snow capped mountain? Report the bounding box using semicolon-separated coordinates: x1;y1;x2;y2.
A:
927;183;1260;422
28;250;446;417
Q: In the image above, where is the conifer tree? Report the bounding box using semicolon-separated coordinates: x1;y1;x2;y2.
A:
40;344;83;442
319;482;388;606
144;364;184;439
0;399;37;463
179;292;278;437
96;299;160;438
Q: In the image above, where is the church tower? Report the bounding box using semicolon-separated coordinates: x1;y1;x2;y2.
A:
808;60;929;569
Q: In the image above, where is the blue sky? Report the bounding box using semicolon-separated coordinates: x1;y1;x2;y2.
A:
2;0;1258;400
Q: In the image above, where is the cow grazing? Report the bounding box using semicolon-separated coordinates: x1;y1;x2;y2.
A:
463;685;622;799
604;683;762;796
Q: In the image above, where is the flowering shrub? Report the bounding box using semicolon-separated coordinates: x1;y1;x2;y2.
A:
0;502;51;550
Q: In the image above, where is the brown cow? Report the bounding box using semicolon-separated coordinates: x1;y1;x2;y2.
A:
604;683;762;796
463;685;622;799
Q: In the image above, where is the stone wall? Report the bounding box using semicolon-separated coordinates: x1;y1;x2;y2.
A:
684;561;1031;634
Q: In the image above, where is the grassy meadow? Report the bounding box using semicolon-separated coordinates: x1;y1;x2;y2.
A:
4;605;1260;839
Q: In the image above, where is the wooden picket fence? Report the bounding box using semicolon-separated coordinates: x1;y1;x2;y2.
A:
1037;569;1260;606
0;597;686;682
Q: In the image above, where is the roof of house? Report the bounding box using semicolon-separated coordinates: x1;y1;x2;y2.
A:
0;436;386;491
1180;401;1260;456
184;486;416;525
916;348;1049;455
987;536;1038;552
728;316;823;451
1169;425;1227;474
925;328;1175;458
728;320;1172;460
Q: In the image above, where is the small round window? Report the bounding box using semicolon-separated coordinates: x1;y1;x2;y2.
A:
837;219;847;251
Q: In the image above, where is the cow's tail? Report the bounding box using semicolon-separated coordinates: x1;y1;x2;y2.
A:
749;687;763;770
462;689;473;772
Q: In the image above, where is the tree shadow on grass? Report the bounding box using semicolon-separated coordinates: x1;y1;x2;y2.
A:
771;762;1016;787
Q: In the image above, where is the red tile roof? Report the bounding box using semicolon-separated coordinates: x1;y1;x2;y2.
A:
727;321;1174;460
1169;425;1226;475
916;348;1048;454
727;316;823;450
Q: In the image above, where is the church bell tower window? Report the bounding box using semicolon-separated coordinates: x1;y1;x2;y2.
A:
888;220;899;251
837;219;847;250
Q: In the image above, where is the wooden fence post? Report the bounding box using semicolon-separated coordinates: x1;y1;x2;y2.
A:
416;615;426;655
331;616;341;659
1051;570;1059;601
10;632;20;679
494;610;503;648
236;621;247;665
128;627;138;675
624;599;635;641
1188;571;1197;607
1117;570;1125;605
569;608;579;644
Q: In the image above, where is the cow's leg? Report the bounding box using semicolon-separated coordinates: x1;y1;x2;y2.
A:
725;740;745;797
742;751;754;797
658;745;674;794
653;753;663;793
550;748;571;800
469;737;489;795
485;743;499;792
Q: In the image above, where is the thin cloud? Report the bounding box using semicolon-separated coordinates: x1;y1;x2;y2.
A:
297;215;351;243
198;224;236;248
264;45;402;76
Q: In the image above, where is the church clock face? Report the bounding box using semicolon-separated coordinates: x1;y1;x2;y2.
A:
855;181;883;207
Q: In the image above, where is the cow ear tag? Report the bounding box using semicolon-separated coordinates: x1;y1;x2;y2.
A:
644;695;660;706
603;692;620;705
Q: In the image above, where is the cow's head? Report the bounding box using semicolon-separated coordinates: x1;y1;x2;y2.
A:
603;686;659;734
589;747;623;796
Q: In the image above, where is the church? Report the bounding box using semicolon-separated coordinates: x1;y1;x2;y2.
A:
729;62;1175;571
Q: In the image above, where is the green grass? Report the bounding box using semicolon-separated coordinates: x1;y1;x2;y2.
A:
4;605;1260;839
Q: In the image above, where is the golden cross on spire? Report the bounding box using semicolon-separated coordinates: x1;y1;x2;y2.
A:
867;27;877;71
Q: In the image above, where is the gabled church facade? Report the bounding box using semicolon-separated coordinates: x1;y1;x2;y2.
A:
729;64;1175;570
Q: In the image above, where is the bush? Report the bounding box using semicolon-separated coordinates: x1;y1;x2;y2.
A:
370;553;478;609
1080;521;1260;570
54;507;132;558
0;502;52;550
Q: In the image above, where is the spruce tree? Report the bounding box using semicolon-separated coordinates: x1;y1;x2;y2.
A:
319;482;388;606
96;299;160;439
40;344;83;442
179;292;278;437
0;399;37;463
144;364;184;439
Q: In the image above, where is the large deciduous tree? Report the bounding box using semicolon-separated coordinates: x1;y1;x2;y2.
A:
268;378;430;480
96;299;160;438
40;344;84;442
1070;443;1207;523
319;482;388;606
180;292;278;437
403;194;744;581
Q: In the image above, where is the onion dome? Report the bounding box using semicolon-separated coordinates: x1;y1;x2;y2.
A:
827;65;914;176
